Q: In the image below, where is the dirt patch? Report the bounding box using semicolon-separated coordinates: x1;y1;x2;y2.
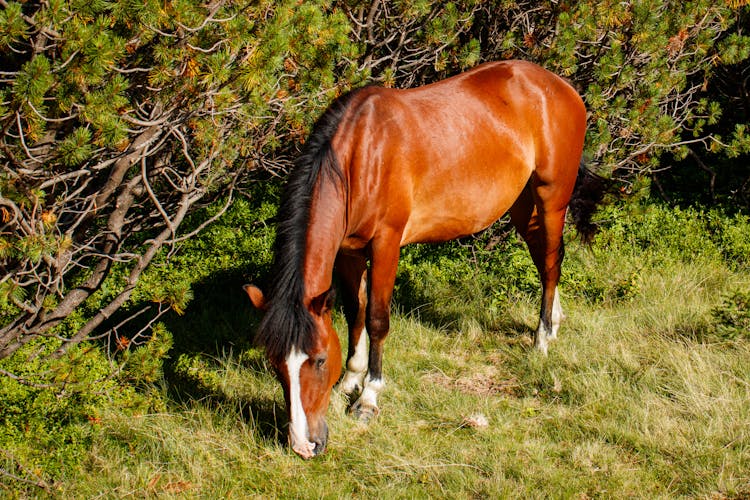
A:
424;367;520;397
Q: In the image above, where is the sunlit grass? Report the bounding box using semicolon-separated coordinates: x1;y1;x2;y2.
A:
65;242;750;499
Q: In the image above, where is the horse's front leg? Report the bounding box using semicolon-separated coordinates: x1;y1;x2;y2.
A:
335;253;369;397
348;235;400;422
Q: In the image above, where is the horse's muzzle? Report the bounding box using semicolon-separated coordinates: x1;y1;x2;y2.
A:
311;419;328;457
290;419;329;459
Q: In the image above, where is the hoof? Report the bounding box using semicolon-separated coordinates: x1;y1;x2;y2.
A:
534;329;557;356
349;401;379;423
534;336;549;356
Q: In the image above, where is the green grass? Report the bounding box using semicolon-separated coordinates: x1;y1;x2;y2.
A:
3;201;750;498
58;250;750;498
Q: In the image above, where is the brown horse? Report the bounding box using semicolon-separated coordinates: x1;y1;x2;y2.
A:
245;60;605;459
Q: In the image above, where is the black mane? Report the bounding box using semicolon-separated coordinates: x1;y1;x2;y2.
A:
254;88;362;363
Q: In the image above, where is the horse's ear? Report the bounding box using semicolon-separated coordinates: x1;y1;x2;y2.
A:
310;288;335;315
243;284;268;311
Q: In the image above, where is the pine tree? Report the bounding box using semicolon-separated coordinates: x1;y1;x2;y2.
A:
0;0;360;358
2;0;749;360
340;0;750;183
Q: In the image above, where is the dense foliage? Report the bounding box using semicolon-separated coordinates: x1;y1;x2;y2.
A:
347;1;750;177
2;0;749;356
0;0;363;358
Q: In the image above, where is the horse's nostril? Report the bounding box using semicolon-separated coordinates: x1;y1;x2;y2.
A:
312;420;329;456
312;439;326;456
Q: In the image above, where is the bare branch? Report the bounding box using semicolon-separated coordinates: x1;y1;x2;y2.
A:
54;191;199;355
141;155;175;234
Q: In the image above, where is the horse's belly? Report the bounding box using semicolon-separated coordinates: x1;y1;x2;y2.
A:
400;187;520;245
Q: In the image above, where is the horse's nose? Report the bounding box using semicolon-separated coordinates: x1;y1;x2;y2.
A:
312;420;328;456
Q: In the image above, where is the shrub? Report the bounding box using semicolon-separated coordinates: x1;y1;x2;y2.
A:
0;335;166;493
711;290;750;340
0;0;361;358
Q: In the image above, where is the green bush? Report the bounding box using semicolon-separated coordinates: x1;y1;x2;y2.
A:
0;337;164;493
0;0;361;358
395;221;539;329
589;201;750;268
711;290;750;340
705;211;750;270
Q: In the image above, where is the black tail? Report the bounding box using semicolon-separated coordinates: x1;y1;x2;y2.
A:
568;160;613;243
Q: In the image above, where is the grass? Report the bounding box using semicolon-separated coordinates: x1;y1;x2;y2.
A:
3;201;750;498
55;241;750;499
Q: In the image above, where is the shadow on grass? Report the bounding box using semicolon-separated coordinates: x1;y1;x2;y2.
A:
154;267;537;446
395;291;537;344
163;270;257;354
160;269;287;446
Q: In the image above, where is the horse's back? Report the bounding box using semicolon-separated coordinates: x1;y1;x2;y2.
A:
335;61;586;248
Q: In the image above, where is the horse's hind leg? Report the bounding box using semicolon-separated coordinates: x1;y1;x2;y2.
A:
335;253;369;397
510;183;567;355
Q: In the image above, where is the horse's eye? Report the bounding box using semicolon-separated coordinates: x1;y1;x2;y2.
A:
314;357;327;369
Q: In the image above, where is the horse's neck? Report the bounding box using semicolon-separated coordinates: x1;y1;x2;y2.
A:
301;179;346;301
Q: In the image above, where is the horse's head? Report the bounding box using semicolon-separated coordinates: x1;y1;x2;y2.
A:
244;284;342;459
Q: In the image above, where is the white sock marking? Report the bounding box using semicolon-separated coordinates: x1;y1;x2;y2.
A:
535;322;549;355
536;287;564;354
550;287;563;339
358;374;384;410
340;328;368;394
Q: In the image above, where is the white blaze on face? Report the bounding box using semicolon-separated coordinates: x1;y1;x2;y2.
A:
285;348;315;459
